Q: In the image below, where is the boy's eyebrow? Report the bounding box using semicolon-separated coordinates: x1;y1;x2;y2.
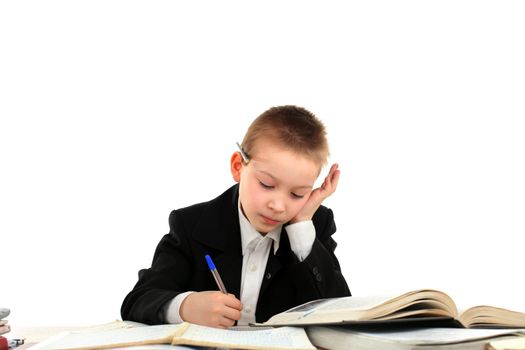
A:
257;169;313;189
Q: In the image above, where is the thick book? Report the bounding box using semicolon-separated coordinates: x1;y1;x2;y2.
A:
0;324;10;336
29;322;315;350
306;325;525;350
487;336;525;350
253;289;525;328
1;336;8;350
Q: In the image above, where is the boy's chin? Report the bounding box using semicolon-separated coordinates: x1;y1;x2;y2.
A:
253;224;268;234
254;221;280;235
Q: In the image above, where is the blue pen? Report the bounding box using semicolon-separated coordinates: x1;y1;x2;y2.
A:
205;254;228;294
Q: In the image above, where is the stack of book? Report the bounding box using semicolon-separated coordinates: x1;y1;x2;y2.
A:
254;288;525;350
0;308;11;350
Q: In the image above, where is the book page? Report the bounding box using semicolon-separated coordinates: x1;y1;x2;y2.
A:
350;328;525;345
487;335;525;350
173;323;315;350
308;326;525;347
30;324;183;350
256;295;395;325
100;346;196;350
79;320;139;332
459;305;525;328
257;289;457;326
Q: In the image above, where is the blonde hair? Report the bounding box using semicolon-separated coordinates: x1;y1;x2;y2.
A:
241;105;329;167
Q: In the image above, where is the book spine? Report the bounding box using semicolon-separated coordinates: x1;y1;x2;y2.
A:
0;336;8;350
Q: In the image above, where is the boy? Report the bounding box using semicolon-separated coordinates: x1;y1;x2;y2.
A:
121;105;350;328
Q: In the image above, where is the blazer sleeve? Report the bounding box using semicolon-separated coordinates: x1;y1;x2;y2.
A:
287;207;350;303
120;210;193;325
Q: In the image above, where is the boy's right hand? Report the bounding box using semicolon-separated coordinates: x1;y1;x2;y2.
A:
179;291;243;328
290;163;340;224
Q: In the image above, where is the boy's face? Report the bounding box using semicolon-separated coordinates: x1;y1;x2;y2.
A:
231;138;320;234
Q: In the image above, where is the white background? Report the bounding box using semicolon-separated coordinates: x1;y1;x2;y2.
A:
1;1;524;326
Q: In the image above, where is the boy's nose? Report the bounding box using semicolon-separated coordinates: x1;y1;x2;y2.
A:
268;197;285;213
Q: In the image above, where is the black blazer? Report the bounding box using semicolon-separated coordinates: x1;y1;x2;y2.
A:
121;184;350;325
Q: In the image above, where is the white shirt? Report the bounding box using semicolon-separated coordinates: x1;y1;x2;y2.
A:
237;201;281;325
164;199;316;324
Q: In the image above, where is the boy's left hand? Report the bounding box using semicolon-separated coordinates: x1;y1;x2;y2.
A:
290;163;340;224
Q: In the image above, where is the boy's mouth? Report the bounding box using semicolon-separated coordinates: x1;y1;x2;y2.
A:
261;215;280;225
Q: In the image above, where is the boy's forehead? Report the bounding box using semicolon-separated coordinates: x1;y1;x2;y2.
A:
251;138;322;169
251;137;310;161
251;144;307;165
250;143;321;186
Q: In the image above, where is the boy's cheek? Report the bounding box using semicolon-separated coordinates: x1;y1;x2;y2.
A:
301;193;313;206
292;199;309;216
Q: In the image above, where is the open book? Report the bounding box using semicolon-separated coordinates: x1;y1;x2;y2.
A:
30;322;315;350
253;289;525;328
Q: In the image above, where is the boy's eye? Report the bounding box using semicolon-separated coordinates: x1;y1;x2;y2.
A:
259;181;274;189
291;192;305;199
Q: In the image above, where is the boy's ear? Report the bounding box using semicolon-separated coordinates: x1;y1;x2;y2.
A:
230;152;244;182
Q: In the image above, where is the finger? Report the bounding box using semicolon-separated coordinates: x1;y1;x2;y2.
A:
223;305;242;321
323;163;337;183
328;164;339;182
224;294;243;310
218;315;237;328
329;168;340;191
215;322;228;329
320;166;340;197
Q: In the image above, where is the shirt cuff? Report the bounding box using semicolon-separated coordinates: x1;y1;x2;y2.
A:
285;220;315;261
164;291;194;324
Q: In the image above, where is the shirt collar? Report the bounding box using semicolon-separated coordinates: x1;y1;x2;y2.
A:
238;199;281;256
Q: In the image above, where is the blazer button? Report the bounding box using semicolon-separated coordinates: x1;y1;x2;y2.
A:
312;266;319;275
316;273;323;282
265;273;272;280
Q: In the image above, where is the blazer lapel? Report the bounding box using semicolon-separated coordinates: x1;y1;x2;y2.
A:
213;242;243;299
192;185;243;298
